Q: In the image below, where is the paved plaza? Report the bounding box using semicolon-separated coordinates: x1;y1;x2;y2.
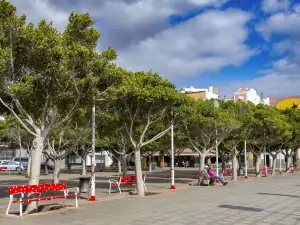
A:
1;171;300;225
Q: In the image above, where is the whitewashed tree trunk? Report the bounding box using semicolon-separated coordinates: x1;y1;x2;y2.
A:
27;155;32;177
118;158;122;174
272;158;277;176
287;156;292;171
25;134;44;214
199;153;206;171
134;149;145;196
82;156;87;176
29;135;43;185
53;160;60;184
196;153;206;186
255;155;260;174
148;155;152;172
232;152;238;181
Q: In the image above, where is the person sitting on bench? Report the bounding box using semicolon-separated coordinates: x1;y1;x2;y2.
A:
208;166;228;186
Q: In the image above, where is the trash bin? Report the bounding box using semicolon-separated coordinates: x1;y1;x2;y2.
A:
79;177;90;193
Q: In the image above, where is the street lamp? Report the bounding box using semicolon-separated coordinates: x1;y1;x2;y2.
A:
89;99;96;201
241;104;249;180
170;123;175;190
213;99;219;176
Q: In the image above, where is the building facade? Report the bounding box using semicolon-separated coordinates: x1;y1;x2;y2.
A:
269;95;300;109
234;88;270;105
180;85;218;100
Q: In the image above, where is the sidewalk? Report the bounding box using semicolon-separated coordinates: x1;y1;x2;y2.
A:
1;171;300;224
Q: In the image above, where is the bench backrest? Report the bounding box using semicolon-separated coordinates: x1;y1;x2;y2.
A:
223;169;232;173
119;174;145;183
8;183;67;195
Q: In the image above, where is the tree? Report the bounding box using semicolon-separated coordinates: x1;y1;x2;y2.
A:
0;1;116;212
247;104;292;174
108;71;183;196
180;99;241;178
44;129;72;183
282;108;300;170
220;101;253;180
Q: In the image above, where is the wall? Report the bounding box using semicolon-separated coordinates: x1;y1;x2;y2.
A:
186;91;207;100
246;89;261;105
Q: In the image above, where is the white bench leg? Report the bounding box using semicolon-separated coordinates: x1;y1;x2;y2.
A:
19;202;22;217
75;194;78;208
6;199;12;216
118;184;121;194
143;182;147;192
109;182;112;194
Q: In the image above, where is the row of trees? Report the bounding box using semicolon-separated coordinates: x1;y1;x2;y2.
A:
0;0;300;212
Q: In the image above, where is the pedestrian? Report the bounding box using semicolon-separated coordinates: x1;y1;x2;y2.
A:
207;166;228;186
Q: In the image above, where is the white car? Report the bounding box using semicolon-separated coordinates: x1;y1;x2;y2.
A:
0;161;25;171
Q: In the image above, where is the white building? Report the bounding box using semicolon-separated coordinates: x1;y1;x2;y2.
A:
67;151;113;168
234;88;270;105
180;85;218;100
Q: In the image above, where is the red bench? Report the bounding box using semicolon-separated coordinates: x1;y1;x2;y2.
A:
221;169;232;176
258;167;271;177
109;175;147;194
287;165;294;173
6;183;79;216
198;172;211;185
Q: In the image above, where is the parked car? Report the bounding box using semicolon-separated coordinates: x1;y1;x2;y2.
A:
12;157;29;169
0;161;25;171
0;160;11;164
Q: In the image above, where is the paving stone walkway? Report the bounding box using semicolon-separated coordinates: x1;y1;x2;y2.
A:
1;172;300;224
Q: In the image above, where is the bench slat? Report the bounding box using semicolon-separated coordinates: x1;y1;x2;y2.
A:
9;183;67;194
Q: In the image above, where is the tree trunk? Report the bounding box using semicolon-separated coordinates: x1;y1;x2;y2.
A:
232;152;238;181
199;153;206;171
272;158;277;176
255;154;260;174
121;155;128;176
53;160;60;184
44;158;49;175
82;155;87;176
220;154;226;171
25;134;44;214
148;155;152;172
134;149;145;196
118;158;122;174
159;151;165;168
27;155;32;177
196;153;206;186
238;154;242;175
293;150;300;170
287;156;292;171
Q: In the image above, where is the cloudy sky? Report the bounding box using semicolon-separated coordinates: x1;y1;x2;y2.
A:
9;0;300;98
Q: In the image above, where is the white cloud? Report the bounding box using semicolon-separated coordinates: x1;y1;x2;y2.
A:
261;0;290;14
117;9;255;79
222;4;300;98
257;10;300;40
9;0;69;31
220;73;300;98
8;0;255;81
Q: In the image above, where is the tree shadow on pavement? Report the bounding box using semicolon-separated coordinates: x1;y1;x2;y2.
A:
257;192;300;198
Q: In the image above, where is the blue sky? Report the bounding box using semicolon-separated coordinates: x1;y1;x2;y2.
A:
10;0;300;97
